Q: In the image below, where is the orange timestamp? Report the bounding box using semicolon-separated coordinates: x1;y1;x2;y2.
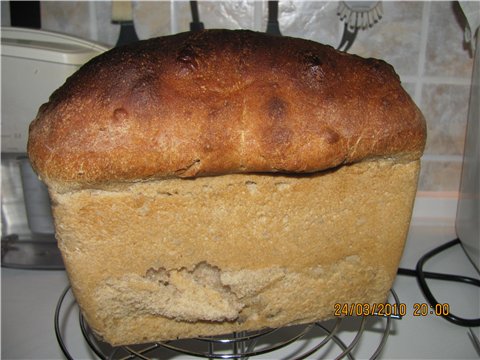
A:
334;302;406;317
334;302;451;317
413;303;450;316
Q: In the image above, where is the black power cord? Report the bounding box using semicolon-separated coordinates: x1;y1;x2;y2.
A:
189;1;204;32
397;238;480;327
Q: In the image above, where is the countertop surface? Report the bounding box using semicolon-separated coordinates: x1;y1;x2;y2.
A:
2;222;480;360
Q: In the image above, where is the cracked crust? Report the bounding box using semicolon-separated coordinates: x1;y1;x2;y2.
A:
27;30;426;192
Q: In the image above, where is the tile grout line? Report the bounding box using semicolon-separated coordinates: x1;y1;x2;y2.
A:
88;1;99;42
402;75;471;86
170;0;177;35
421;154;464;162
415;1;431;107
253;0;264;32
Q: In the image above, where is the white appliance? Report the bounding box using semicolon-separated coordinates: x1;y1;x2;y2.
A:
456;8;480;273
1;27;108;268
1;27;108;153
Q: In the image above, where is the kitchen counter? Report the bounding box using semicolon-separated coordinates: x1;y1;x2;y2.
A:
2;222;480;359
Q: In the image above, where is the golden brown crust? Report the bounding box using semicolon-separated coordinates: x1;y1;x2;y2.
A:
27;29;426;189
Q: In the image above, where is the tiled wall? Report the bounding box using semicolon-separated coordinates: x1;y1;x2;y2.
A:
2;1;475;194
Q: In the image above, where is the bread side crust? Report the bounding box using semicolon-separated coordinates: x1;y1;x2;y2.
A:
51;159;420;345
28;30;426;190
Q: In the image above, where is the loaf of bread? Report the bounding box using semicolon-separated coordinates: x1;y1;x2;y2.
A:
28;30;426;346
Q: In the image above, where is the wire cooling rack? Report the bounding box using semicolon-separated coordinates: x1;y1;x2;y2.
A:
55;286;402;360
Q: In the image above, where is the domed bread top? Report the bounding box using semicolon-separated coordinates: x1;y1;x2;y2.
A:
28;29;426;191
